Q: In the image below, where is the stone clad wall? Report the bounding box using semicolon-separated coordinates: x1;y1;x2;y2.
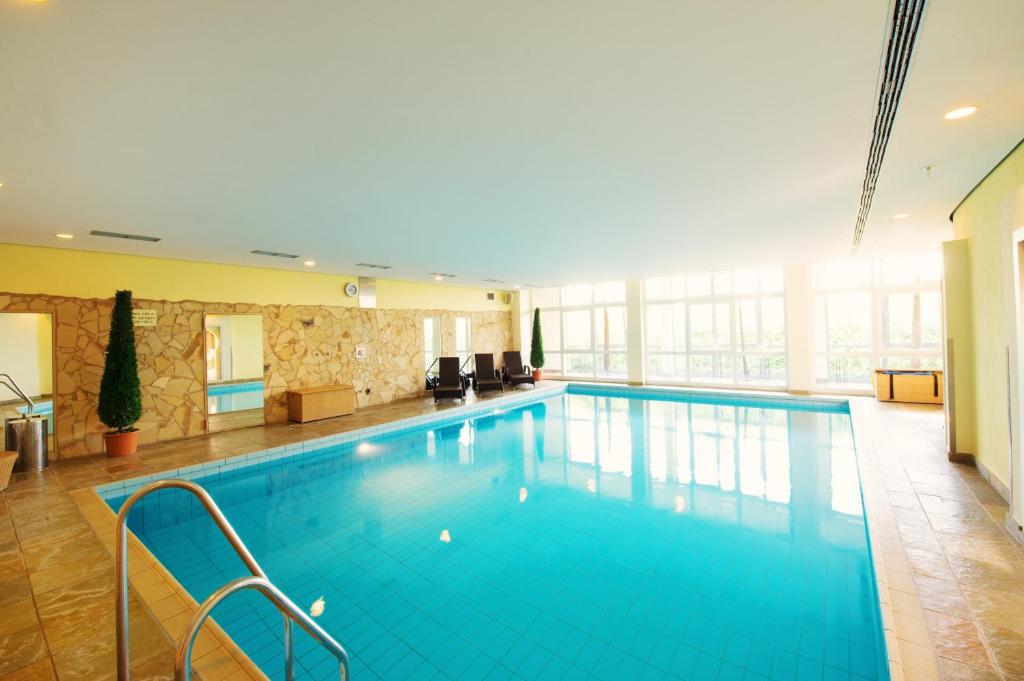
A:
0;292;512;458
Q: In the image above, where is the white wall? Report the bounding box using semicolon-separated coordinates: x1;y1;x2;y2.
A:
0;313;53;398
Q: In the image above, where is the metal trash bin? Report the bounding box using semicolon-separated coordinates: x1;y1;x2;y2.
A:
4;416;48;472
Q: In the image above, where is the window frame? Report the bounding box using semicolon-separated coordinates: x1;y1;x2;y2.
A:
813;256;943;390
643;269;788;390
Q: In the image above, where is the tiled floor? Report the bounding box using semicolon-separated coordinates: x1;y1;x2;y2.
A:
1;388;1022;681
852;399;1024;681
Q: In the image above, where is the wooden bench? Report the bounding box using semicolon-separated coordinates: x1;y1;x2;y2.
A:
286;384;357;423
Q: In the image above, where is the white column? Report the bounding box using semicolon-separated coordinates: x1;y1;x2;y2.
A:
626;279;645;385
784;263;815;394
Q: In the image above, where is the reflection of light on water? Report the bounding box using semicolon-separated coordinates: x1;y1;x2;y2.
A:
310;596;325;617
519;487;528;503
426;430;436;458
586;479;596;493
439;529;451;543
356;442;373;456
674;496;686;513
492;408;505;416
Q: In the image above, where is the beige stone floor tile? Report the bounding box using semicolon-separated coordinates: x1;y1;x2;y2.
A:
913;574;971;618
946;554;1024;591
923;610;995;671
0;625;49;676
961;585;1024;636
936;657;1004;680
0;573;34;608
906;546;956;580
0;659;57;681
0;599;40;639
981;623;1024;678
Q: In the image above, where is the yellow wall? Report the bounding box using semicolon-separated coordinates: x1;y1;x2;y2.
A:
0;312;53;397
949;139;1024;493
941;239;976;456
0;243;510;312
374;279;510;311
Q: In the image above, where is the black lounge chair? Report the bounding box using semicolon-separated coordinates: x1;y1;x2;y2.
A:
503;351;535;388
473;353;504;394
433;357;466;404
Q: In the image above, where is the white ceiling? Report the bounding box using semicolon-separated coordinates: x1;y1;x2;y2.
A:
0;0;1021;288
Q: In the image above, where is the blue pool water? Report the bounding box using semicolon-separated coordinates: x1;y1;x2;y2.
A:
208;380;264;413
16;400;53;416
108;387;887;681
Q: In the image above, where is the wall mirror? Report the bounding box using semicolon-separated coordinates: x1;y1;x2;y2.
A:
0;312;57;462
204;314;265;433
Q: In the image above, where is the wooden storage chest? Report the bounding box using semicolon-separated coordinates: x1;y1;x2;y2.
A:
873;369;943;405
286;384;357;423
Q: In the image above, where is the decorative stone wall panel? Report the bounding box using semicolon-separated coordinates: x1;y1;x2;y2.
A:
0;293;513;459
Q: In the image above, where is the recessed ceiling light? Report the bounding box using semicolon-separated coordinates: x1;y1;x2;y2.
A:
304;260;316;267
0;182;4;189
514;285;522;289
55;233;74;239
944;105;978;120
892;213;910;219
433;275;444;281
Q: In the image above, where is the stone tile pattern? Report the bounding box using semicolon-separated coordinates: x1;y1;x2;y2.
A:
852;398;1024;681
0;292;512;458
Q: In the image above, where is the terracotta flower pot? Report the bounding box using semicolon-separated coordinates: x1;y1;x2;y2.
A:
532;369;543;382
104;430;139;457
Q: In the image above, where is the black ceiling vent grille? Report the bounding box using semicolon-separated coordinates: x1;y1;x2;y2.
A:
355;262;392;270
851;0;928;252
90;230;161;242
251;249;299;259
482;278;505;284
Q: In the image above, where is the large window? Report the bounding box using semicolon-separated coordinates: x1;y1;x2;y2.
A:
522;282;627;379
813;254;942;389
644;268;786;387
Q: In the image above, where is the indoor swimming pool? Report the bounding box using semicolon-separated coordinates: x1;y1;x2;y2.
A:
105;386;887;680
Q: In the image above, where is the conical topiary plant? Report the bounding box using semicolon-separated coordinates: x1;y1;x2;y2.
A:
530;307;544;379
98;290;142;454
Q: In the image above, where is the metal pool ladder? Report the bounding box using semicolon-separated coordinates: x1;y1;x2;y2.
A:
114;479;351;681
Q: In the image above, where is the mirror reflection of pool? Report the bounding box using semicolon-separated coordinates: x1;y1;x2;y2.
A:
207;381;264;414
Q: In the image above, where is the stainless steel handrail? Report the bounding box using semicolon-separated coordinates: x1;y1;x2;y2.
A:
0;373;35;414
114;479;347;680
175;576;350;681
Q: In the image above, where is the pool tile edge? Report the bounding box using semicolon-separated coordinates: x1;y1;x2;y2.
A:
848;397;938;681
69;487;268;681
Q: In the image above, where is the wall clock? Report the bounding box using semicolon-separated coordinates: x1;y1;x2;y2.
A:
345;282;359;297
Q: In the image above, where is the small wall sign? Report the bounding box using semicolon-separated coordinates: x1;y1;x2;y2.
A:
355;347;367;360
132;309;158;327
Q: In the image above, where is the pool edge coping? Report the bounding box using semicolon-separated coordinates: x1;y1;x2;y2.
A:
848;397;938;681
70;486;268;681
88;383;924;681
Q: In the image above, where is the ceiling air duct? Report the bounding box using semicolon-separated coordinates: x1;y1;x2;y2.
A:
851;0;928;252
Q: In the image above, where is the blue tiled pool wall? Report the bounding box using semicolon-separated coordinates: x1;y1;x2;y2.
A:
96;383;569;503
566;382;850;414
99;383;848;504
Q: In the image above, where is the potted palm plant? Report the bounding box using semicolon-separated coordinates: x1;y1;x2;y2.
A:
99;290;143;456
530;307;545;382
